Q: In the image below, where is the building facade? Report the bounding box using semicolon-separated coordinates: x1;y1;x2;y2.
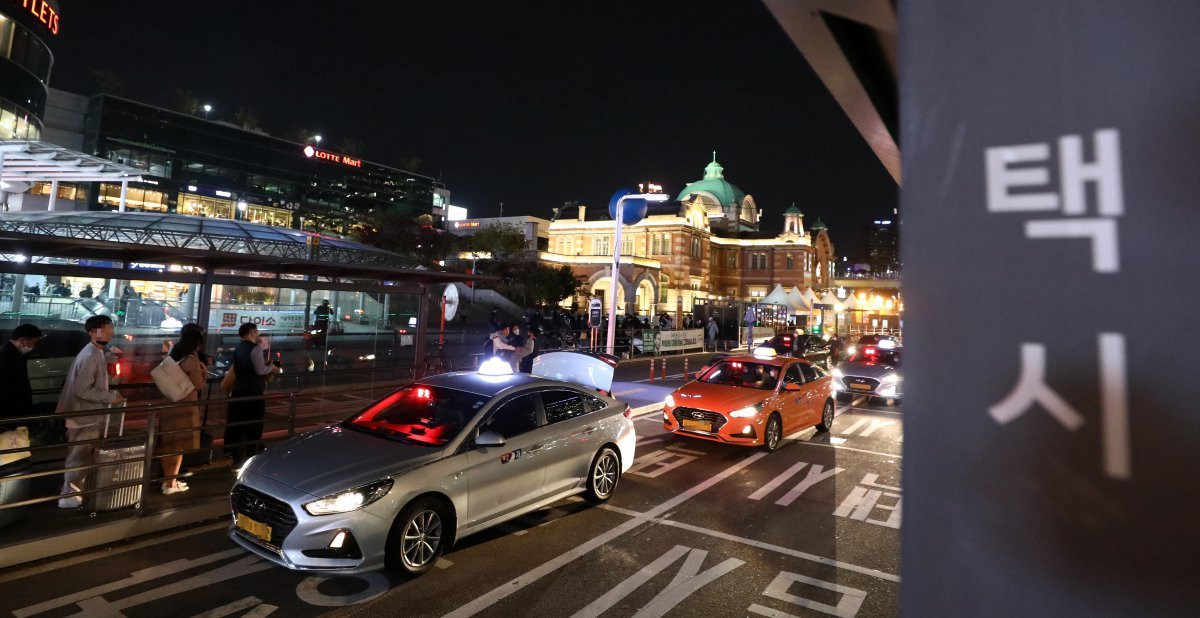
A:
0;0;57;140
13;90;444;237
543;156;835;315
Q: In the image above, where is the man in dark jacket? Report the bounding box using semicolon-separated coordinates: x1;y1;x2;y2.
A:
223;323;278;468
0;324;42;428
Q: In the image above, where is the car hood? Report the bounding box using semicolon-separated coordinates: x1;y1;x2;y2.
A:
839;362;898;380
673;381;774;412
246;426;445;497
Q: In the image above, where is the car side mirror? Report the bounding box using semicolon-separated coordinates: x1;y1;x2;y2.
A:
475;430;506;448
784;383;803;392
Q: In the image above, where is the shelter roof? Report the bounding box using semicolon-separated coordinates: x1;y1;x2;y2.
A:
0;211;480;284
0;140;144;184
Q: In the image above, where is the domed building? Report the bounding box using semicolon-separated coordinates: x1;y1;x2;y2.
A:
676;153;759;234
538;154;836;317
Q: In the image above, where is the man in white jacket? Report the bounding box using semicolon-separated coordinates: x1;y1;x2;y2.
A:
55;315;125;508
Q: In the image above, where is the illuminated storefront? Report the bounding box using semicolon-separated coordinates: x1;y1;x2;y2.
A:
96;182;168;211
177;192;234;219
0;0;58;140
245;202;293;228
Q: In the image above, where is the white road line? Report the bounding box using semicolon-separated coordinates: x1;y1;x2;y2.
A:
613;387;648;397
850;406;903;416
595;503;900;584
793;440;902;459
747;462;808;501
444;452;768;617
435;558;454;569
0;521;230;585
636;438;664;447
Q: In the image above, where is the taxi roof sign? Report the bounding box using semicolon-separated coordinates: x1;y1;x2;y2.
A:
478;357;514;376
752;347;778;359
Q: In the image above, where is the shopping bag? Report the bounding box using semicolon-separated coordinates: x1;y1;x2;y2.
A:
0;427;30;466
151;356;195;402
220;364;237;395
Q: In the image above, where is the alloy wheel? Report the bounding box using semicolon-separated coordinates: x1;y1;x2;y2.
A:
401;509;443;569
593;451;618;498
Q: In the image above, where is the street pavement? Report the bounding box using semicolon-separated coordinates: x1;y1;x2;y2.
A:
0;355;902;618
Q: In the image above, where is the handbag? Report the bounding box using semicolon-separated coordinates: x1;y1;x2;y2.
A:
152;355;196;402
220;363;237;395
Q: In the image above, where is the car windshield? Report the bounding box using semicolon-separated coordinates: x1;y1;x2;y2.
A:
698;360;780;390
344;385;487;447
849;349;901;366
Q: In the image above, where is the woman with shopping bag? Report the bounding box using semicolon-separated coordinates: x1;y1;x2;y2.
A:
155;329;206;494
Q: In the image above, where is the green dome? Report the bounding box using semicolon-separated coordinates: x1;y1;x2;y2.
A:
675;151;746;207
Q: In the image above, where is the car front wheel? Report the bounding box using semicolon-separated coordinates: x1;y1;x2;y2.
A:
584;447;621;503
763;415;783;452
816;400;835;433
387;498;448;575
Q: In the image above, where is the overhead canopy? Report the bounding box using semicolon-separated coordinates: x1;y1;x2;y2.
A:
786;286;811;311
818;291;841;307
0;139;144;184
0;211;484;285
760;283;790;307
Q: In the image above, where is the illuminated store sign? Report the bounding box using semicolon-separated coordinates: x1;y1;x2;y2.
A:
16;0;61;35
303;145;362;168
454;221;481;229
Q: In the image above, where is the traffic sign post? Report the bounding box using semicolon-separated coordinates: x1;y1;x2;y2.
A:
603;188;667;355
902;2;1200;615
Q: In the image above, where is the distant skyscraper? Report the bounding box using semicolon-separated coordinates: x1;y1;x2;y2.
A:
865;218;900;274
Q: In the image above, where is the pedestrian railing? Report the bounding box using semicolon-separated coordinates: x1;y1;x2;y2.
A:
0;366;419;521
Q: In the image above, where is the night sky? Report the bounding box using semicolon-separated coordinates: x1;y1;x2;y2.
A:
49;1;896;258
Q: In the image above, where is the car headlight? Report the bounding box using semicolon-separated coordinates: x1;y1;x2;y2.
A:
846;346;857;356
831;368;843;378
729;404;761;418
664;394;675;408
881;374;899;384
304;479;394;516
236;455;257;481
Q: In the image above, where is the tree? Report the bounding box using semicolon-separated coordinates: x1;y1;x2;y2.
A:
524;264;585;308
90;70;124;95
354;210;459;267
235;107;261;131
171;89;200;115
466;223;527;262
336;137;365;157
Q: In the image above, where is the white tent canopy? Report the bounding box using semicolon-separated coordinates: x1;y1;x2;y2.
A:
802;288;819;306
818;291;841;307
0;139;144;212
786;286;810;311
760;283;790;307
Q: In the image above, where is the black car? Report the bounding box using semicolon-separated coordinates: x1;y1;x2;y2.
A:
765;334;832;367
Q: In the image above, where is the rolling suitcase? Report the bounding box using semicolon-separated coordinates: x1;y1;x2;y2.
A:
88;409;144;514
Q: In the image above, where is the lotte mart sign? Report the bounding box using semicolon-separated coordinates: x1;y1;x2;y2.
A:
901;2;1200;616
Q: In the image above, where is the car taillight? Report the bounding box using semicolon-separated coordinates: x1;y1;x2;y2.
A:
108;361;121;378
623;405;631;419
864;348;877;355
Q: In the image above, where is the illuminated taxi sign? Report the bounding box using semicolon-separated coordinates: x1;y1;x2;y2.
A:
877;339;897;349
17;0;60;35
302;145;363;168
478;357;513;376
752;347;777;359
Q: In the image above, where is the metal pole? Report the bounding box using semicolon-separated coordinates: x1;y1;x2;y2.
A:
414;285;430;378
606;197;625;355
287;394;297;438
47;180;58;211
118;180;128;212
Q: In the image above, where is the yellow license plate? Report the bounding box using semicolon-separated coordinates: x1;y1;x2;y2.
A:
681;419;712;432
849;383;872;390
236;513;272;542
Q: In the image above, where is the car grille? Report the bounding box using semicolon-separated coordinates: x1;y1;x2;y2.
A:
844;376;880;391
231;484;298;550
673;407;728;431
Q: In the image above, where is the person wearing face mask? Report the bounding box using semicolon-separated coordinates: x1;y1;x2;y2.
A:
0;324;42;430
55;315;126;509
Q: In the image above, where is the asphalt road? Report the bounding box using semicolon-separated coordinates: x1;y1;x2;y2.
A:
0;365;901;618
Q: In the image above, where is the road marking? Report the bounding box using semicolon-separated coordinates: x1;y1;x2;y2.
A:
775;464;845;507
595;503;899;584
189;597;264;618
572;545;744;618
444;452;768;617
850;405;902;416
436;558;454;569
636;438;664;447
614;387;647;397
792;439;902;460
0;521;230;585
13;548;247;617
748;462;809;501
749;571;867;617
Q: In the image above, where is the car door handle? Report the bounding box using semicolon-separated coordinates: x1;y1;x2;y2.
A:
527;444;545;453
582;426;597;435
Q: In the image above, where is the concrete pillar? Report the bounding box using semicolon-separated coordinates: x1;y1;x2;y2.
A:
10;273;25;314
118;180;128;212
183;283;196;322
47;180;58;211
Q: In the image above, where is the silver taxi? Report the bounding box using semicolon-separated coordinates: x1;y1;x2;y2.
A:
229;352;636;574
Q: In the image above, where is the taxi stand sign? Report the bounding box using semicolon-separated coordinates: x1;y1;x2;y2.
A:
901;2;1200;615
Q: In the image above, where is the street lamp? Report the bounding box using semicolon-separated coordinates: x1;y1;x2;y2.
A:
606;189;669;355
314;134;322;144
202;104;212;119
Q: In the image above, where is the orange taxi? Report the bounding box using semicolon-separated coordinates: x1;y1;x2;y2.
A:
662;347;835;451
